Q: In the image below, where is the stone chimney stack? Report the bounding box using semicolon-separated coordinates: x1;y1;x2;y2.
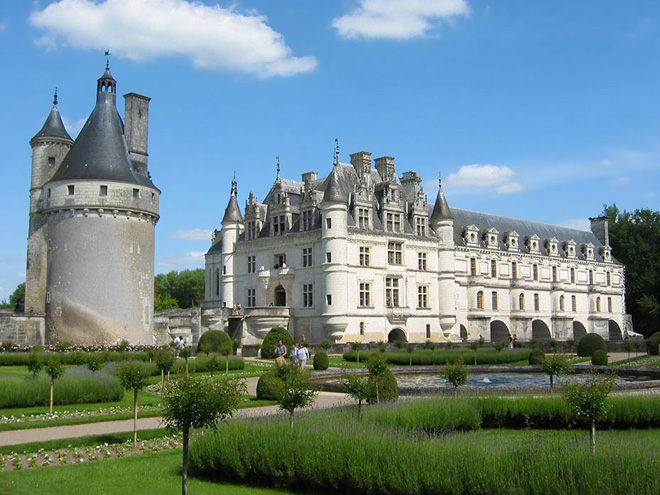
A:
375;156;396;182
123;93;151;176
350;151;372;180
589;216;610;247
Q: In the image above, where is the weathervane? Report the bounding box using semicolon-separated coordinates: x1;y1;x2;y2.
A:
276;156;281;181
438;171;442;189
104;49;112;69
231;172;237;196
53;87;58;107
334;138;340;166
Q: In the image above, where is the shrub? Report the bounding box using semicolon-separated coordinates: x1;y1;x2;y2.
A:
260;327;294;359
443;362;468;391
343;348;532;366
256;371;284;400
424;340;436;351
592;350;609;365
197;330;232;356
577;333;607;357
645;332;660;356
320;340;332;352
1;341;13;352
529;349;546;365
370;368;398;403
313;351;329;370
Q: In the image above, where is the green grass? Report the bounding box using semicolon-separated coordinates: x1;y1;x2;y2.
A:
343;347;532;366
0;450;290;495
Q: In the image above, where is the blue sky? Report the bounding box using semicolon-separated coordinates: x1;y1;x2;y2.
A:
1;0;659;302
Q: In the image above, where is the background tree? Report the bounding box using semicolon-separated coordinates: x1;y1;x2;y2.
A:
117;361;152;448
26;351;43;378
154;269;205;311
406;345;415;365
443;362;468;394
604;204;660;338
179;347;191;374
275;365;316;431
0;282;25;311
155;349;176;386
342;373;375;419
163;375;245;495
207;354;222;376
561;372;615;454
542;354;572;388
86;353;104;373
44;357;64;414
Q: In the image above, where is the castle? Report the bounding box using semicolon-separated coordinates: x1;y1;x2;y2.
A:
202;150;628;345
20;64;160;345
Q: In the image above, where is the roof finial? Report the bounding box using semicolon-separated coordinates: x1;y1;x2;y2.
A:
276;156;281;181
438;171;442;190
53;87;58;107
334;138;340;166
231;172;237;197
104;49;111;69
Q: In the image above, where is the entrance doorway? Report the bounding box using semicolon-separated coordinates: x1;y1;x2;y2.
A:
274;285;286;307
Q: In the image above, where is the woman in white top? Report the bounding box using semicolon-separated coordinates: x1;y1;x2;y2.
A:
297;342;310;368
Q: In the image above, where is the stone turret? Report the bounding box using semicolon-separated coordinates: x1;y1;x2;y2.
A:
220;176;243;308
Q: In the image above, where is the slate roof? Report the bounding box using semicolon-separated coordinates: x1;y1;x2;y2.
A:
222;195;243;224
32;106;72;142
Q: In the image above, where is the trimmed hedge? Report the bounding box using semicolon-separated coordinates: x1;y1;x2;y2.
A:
577;333;607;357
261;327;294;359
528;349;545;365
313;352;329;370
256;371;284;400
343;348;531;366
592;350;608;365
646;332;660;356
197;330;232;355
0;351;151;367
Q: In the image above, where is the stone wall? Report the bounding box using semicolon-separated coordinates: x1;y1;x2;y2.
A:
0;313;45;346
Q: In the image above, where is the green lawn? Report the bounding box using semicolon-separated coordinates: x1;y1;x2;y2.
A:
0;450;291;495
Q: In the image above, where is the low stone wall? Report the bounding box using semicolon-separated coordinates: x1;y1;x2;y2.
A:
154;307;202;346
0;313;46;346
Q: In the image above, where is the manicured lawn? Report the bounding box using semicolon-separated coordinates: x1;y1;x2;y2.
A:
0;449;290;495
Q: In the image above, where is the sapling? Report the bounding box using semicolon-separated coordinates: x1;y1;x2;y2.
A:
117;361;152;448
542;354;572;388
342;373;375;419
350;341;363;365
406;345;414;365
44;357;64;414
443;362;468;395
179;347;191;374
275;365;316;432
26;351;43;378
155;349;176;386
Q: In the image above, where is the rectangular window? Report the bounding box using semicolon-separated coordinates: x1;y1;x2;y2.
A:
274;254;286;269
606;272;611;286
302;210;313;231
326;252;332;263
552;266;558;282
386;212;401;232
133;188;140;198
533;265;539;281
572;295;577;312
418;252;427;271
100;185;108;196
67;185;74;195
247;288;256;307
426;324;431;339
303;247;313;267
246;221;257;240
360;322;365;335
415;217;427;237
273;215;286;236
223;265;226;275
359;246;370;266
47;188;51;199
247;256;256;273
359;282;371;307
512;261;518;279
326;294;332;306
358;208;370;229
385;277;400;308
589;270;594;285
491;260;497;278
570;268;576;284
608;297;612;313
387;242;403;265
560;295;565;311
492;291;498;310
303;284;313;308
326;217;332;229
534;293;540;311
470;258;477;276
417;285;428;309
48;156;56;167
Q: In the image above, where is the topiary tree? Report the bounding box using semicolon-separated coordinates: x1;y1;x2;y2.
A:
117;339;130;352
274;365;316;431
320;340;332;352
443;362;468;394
469;340;481;365
254;343;262;358
406;345;415;365
69;352;86;366
86;353;104;373
179;347;192;374
155;349;176;386
313;351;329;370
562;371;615;454
529;348;546;365
44;356;64;414
146;347;157;363
261;327;294;359
232;339;241;356
350;342;363;365
577;333;608;357
366;354;398;403
377;341;387;353
220;346;231;373
591;349;609;366
196;330;232;356
26;351;43;378
342;373;375;419
394;339;405;350
256;370;284;400
117;361;152;448
424;340;436;351
163;375;245;495
542;354;572;388
206;354;222;376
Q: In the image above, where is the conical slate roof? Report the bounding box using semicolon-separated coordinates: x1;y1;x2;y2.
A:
222;178;243;224
321;165;347;204
32;105;72;142
430;184;453;223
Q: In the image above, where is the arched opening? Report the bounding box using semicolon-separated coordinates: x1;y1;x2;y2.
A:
274;285;286;307
532;319;551;341
490;320;510;343
387;328;406;343
572;321;587;341
460;324;468;342
608;320;622;341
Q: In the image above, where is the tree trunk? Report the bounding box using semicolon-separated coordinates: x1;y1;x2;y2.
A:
167;371;170;381
49;379;54;414
357;399;362;420
590;419;596;455
474;352;477;365
182;427;189;495
550;375;554;388
357;352;360;365
185;359;189;374
161;370;164;388
133;389;139;449
289;411;294;432
226;358;229;373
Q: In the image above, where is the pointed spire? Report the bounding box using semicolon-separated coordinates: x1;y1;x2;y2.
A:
322;163;347;204
222;175;243;225
275;156;281;183
231;172;237;197
430;171;453;224
53;87;58;107
334;138;340;166
31;90;72;143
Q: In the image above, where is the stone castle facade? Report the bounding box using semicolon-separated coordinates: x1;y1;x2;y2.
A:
203;150;628;345
21;64;159;345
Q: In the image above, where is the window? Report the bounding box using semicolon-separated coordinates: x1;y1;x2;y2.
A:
608;297;612;313
302;210;314;231
570;268;576;284
596;297;601;312
273;215;286;236
223;265;226;275
470;258;477;276
512;262;518;279
418;252;427;271
326;217;332;229
133;188;140;198
476;291;484;310
491;260;497;278
417;286;428;309
519;293;525;311
606;272;611;286
326;294;332;306
359;246;370;267
589;270;594;285
552;266;557;282
533;264;539;281
246;221;257;240
358;208;370;229
415;217;427;236
326;252;332;263
492;291;498;310
48;156;56;167
247;256;256;273
559;295;565;311
67;185;74;195
387;242;403;265
303;284;313;307
534;293;540;311
386;212;401;232
359;282;371;307
360;322;365;335
303;247;313;267
100;185;108;196
426;324;431;339
215;268;220;297
572;295;577;312
274;254;286;269
47;188;51;199
385;277;400;307
247;288;256;307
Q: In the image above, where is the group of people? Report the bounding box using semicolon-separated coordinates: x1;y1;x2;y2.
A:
274;339;310;368
170;334;187;355
507;334;518;349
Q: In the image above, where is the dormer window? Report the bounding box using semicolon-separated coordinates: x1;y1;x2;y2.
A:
246;220;258;240
505;231;519;251
273;215;286;236
301;210;314;231
100;185;108;196
564;240;577;258
415;216;427;236
358;208;370;230
527;234;540;253
464;225;480;246
484;228;499;249
546;237;559;256
583;243;595;260
386;212;401;233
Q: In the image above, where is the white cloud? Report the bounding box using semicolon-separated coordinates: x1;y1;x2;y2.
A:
609;176;630;185
0;21;7;31
560;218;590;231
332;0;469;40
158;251;205;270
30;0;317;77
647;192;656;198
169;228;212;241
61;116;86;137
445;164;524;195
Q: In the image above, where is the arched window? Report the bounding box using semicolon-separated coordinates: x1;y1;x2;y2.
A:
533;264;539;281
596;297;601;312
608;297;612;313
511;261;518;279
570;268;576;284
476;291;484;310
534;293;540;311
519;293;525;311
559;295;565;311
572;295;577;312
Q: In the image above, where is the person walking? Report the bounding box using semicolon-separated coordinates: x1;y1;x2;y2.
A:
290;342;299;366
274;339;287;366
297;342;310;369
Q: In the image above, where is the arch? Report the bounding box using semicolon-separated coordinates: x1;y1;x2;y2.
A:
608;320;622;341
572;321;587;340
532;319;551;340
459;324;468;342
490;320;510;343
476;290;484;309
274;285;286;307
387;328;407;343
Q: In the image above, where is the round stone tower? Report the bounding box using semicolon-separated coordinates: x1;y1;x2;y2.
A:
39;64;160;345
